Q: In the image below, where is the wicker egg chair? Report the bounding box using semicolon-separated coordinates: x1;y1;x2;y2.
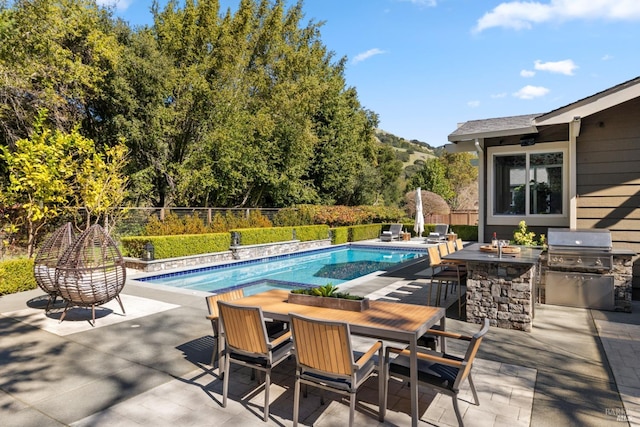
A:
55;224;126;325
34;222;76;311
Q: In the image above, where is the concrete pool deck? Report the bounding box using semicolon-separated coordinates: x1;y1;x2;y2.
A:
1;241;639;426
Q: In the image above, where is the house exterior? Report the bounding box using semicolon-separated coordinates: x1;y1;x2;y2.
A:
446;76;640;293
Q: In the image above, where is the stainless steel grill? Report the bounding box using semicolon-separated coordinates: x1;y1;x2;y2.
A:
545;228;614;310
547;228;612;271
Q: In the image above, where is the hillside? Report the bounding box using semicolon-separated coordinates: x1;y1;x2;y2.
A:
375;129;440;171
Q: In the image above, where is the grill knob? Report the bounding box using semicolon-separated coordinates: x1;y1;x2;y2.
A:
595;258;602;266
577;257;582;264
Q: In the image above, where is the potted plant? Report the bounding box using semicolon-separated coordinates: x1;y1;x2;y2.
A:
288;284;370;312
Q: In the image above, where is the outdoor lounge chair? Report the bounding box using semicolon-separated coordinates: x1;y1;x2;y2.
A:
217;301;293;422
384;318;490;427
34;222;76;311
54;224;126;325
288;312;384;427
380;223;403;242
426;223;449;243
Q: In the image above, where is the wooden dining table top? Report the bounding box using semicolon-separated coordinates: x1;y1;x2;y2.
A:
231;289;445;341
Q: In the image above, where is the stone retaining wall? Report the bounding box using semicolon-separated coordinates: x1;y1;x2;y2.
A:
125;239;332;273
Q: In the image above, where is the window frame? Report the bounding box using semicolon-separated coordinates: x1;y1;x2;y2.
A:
487;141;569;227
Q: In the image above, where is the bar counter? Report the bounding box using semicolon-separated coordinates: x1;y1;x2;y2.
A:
443;243;543;332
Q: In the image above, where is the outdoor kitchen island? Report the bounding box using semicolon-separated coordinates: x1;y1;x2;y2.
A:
442;243;543;332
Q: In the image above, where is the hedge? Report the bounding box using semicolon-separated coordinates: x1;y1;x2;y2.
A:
450;225;478;241
294;225;330;242
232;227;294;246
348;224;383;242
330;227;349;244
120;233;231;259
0;258;37;295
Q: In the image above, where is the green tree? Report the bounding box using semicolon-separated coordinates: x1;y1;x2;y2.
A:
0;111;93;256
0;0;122;147
75;140;129;232
441;152;478;209
407;157;455;204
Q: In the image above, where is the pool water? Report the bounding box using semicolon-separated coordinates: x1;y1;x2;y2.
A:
137;246;426;294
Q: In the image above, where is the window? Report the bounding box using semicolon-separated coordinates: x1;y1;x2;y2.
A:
488;142;568;226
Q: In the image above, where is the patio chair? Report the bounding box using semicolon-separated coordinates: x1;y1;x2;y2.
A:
384;318;490;427
34;222;76;311
217;301;293;422
426;223;449;243
54;224;126;325
380;223;403;242
205;289;246;369
205;290;288;373
427;245;466;318
288;313;384;427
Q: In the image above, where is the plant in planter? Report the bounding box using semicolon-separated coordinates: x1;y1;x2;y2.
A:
512;220;546;248
289;284;369;311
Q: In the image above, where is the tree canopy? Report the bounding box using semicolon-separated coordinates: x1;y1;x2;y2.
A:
0;0;395;209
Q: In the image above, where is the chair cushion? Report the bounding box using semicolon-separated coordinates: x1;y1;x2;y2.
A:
229;339;292;367
299;354;377;392
389;352;462;391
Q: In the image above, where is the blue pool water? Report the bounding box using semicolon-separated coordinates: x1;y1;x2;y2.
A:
137;246;426;295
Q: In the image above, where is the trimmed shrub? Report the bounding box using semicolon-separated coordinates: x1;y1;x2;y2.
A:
0;258;36;295
294;225;330;242
450;225;478;241
233;227;294;246
331;227;349;244
120;233;231;259
349;224;383;242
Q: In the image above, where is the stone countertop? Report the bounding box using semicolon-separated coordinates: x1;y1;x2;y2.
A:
443;243;542;265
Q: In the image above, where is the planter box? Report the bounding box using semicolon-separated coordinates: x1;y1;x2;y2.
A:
288;293;370;312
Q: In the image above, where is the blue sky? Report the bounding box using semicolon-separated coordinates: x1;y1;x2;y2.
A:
102;0;640;147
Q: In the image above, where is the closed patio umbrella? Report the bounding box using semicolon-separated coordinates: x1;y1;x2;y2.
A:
414;187;425;238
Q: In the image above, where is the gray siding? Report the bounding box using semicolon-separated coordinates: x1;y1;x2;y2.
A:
576;97;640;254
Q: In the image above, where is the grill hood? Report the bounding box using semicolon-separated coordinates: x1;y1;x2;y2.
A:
547;228;612;251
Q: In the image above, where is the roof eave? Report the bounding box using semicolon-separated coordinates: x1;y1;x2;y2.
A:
535;77;640;126
448;125;538;142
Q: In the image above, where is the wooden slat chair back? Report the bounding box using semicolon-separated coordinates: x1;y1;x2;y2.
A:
289;313;384;427
217;301;293;422
291;315;354;377
426;245;466;317
384;318;490;427
218;302;269;354
446;240;457;254
205;289;245;368
455;238;465;251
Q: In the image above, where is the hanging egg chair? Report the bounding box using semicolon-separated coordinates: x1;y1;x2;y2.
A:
33;222;76;311
55;224;126;325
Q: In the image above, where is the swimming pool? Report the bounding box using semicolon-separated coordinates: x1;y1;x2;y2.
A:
136;245;426;295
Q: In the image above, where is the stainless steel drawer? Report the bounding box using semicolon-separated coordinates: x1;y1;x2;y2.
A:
545;271;614;310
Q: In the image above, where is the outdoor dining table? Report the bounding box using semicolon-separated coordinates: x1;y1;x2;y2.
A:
231;289;446;427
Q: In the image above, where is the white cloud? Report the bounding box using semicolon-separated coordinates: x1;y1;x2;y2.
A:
96;0;132;11
534;59;578;75
474;0;640;32
467;100;480;108
602;54;614;60
352;48;387;64
513;85;550;99
520;69;536;77
491;92;508;98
